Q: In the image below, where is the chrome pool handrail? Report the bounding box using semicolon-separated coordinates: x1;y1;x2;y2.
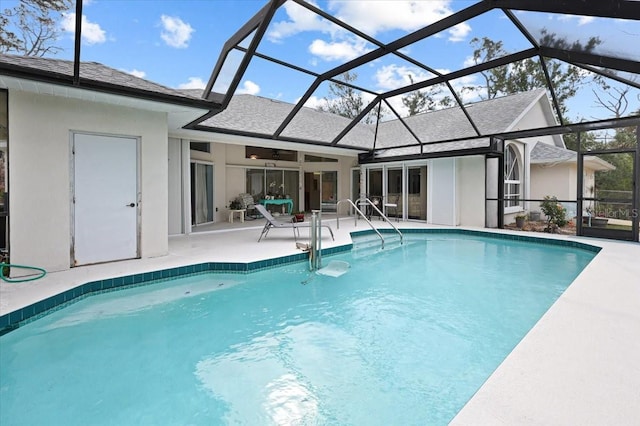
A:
336;198;385;249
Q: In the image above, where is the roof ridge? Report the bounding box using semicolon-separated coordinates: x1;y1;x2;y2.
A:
0;53;190;96
400;88;545;121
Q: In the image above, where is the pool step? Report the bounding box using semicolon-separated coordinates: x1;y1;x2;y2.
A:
351;236;404;258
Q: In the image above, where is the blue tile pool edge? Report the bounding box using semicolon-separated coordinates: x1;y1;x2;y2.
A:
0;243;353;335
351;228;602;253
0;229;600;335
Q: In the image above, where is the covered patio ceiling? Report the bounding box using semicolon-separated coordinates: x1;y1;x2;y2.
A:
196;0;640;160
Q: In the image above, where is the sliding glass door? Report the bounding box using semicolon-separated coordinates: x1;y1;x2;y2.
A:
246;168;300;213
407;166;427;220
362;164;428;221
191;162;214;225
304;171;337;212
321;171;338;211
386;167;402;218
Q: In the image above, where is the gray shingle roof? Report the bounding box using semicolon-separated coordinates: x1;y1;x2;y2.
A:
377;90;545;149
1;53;551;154
530;141;576;163
0;53;209;104
200;89;547;151
198;94;374;145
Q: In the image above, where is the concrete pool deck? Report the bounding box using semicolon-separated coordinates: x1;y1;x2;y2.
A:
1;219;639;424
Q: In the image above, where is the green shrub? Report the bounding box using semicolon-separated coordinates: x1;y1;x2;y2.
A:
540;196;567;233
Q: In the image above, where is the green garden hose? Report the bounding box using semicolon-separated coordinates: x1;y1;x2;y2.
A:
0;263;47;283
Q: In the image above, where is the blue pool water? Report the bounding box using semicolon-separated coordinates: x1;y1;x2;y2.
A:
0;234;595;425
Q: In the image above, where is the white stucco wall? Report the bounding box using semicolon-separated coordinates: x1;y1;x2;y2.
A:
531;162;591;218
166;136;358;233
168;137;183;235
456;156;486;227
429;158;456;225
530;164;572;202
9;91;168;273
511;97;562;148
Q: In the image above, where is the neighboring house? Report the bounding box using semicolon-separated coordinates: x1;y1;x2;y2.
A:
0;54;598;274
530;142;615;218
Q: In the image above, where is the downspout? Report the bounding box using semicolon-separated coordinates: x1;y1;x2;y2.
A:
73;0;83;86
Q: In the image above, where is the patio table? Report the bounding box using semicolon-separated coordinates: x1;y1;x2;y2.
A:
259;199;293;214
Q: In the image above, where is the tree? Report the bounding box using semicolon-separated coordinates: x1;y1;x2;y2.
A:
592;83;633;119
467;37;508;100
467;31;601;117
401;75;454;116
563;128;599;152
401;76;428;116
318;71;382;124
318;71;364;119
0;0;72;56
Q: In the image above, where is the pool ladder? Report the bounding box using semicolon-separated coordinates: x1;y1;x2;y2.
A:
336;198;403;249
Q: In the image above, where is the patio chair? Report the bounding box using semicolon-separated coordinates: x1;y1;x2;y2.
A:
238;193;258;219
384;195;399;222
255;204;335;242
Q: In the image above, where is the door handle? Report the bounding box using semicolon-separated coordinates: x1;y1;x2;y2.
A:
126;203;136;207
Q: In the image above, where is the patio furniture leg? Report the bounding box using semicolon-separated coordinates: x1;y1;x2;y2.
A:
258;223;270;242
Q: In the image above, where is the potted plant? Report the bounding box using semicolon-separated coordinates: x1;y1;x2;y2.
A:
293;211;305;222
229;199;241;210
515;213;527;229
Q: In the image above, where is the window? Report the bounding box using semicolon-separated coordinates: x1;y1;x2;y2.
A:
190;142;210;153
304;154;337;163
245;168;300;212
504;145;521;209
246;146;297;162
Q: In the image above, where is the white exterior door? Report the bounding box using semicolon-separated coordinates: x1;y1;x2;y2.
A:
73;133;139;266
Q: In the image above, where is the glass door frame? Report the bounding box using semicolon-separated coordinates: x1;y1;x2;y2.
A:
578;145;639;242
361;160;429;222
320;170;338;212
190;160;215;226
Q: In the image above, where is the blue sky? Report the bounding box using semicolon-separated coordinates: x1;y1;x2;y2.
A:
5;0;639;121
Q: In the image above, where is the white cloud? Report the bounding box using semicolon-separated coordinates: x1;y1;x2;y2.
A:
61;13;106;45
578;16;595;25
373;64;434;91
237;80;260;95
329;0;455;35
300;95;324;109
557;14;595;26
268;1;458;41
463;55;477;68
267;1;466;66
447;75;479;104
374;64;480;116
178;77;207;90
448;22;471;42
308;38;370;61
267;1;335;42
123;69;146;79
160;15;194;48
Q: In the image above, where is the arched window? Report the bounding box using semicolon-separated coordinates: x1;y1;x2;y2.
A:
504;145;521;209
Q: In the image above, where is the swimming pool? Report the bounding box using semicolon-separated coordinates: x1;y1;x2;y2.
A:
0;233;596;425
